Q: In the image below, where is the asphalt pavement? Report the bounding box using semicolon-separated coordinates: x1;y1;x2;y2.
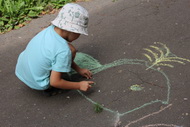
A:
0;0;190;127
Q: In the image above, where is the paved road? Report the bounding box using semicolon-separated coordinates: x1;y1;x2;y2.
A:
0;0;190;127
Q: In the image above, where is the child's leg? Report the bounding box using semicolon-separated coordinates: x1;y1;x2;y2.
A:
43;83;70;97
43;86;62;96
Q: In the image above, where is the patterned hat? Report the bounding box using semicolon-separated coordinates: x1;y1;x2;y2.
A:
51;3;89;35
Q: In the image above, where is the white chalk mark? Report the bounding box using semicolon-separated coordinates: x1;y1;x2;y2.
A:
141;123;182;127
125;104;172;127
114;113;121;127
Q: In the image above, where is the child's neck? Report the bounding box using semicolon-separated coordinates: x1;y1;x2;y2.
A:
54;27;69;41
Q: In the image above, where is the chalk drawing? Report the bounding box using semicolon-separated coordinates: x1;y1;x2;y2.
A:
114;112;121;127
129;84;144;91
143;42;190;70
125;104;172;127
70;42;190;126
141;124;182;127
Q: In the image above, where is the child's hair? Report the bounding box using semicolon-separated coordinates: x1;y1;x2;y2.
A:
51;3;89;35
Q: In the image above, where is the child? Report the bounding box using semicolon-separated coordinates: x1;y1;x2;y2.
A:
15;3;94;94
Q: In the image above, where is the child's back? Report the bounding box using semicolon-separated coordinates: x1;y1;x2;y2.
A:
15;3;94;93
16;25;72;90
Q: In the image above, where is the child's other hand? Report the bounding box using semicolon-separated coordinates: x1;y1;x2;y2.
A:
79;81;94;91
78;68;92;79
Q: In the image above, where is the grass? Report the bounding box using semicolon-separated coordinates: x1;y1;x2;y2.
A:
0;0;77;34
94;103;103;113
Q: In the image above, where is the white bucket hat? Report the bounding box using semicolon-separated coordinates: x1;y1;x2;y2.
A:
51;3;89;35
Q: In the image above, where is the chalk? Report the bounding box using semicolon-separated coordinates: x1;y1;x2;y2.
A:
75;52;172;117
114;113;121;127
71;42;190;126
183;98;188;101
125;104;172;127
143;42;190;70
141;124;182;127
130;84;144;91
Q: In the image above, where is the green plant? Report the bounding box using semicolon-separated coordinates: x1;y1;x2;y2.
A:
0;0;76;34
51;0;75;9
94;103;103;113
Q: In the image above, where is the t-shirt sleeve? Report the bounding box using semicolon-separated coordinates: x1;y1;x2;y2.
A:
52;50;72;72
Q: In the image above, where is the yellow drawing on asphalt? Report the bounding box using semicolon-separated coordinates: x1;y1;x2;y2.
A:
143;42;190;70
129;84;144;91
71;42;190;127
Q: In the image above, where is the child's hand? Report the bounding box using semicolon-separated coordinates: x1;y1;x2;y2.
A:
79;81;94;91
78;68;92;79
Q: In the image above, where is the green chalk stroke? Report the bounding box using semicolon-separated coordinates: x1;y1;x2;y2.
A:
71;43;190;126
71;52;144;75
70;52;102;75
129;84;144;91
72;53;171;116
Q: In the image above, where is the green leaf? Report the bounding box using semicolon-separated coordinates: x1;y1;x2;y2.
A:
28;10;39;17
14;26;20;30
24;17;32;21
94;103;103;113
26;6;43;11
7;25;13;31
5;24;11;28
0;21;4;26
0;17;9;22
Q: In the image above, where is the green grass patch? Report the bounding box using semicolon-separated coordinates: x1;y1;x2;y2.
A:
94;103;103;113
0;0;77;34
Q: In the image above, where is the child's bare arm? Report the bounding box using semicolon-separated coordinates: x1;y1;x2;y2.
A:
50;70;94;91
71;62;92;79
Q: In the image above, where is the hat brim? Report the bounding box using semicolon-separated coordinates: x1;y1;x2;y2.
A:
51;20;88;36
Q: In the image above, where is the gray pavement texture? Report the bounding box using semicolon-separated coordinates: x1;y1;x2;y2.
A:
0;0;190;127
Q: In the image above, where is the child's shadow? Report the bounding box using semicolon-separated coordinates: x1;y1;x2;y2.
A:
31;73;96;97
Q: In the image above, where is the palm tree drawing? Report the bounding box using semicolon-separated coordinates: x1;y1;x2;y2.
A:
143;42;190;70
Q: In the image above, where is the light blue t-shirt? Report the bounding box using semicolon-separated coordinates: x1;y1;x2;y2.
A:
15;25;72;90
